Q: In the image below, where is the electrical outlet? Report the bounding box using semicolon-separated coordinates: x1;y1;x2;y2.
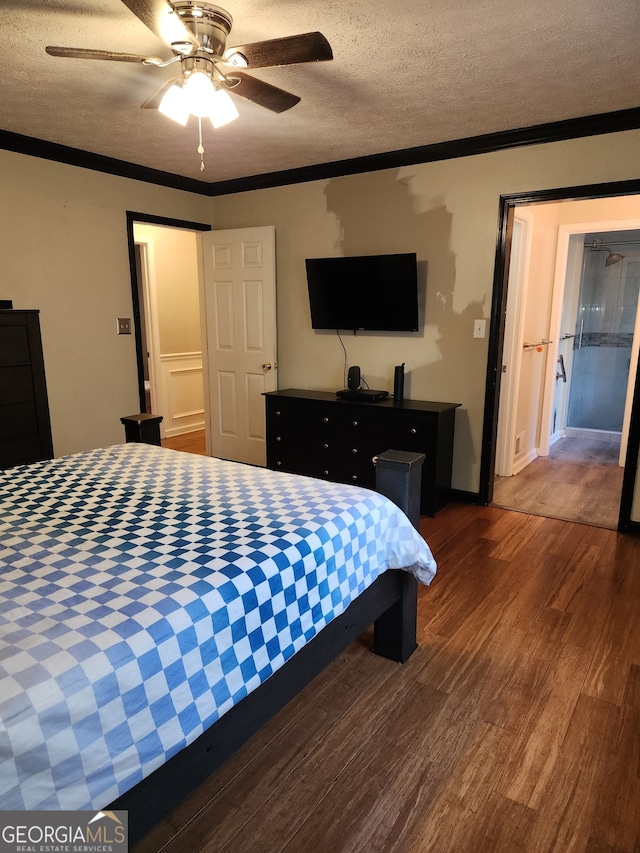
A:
473;319;486;338
117;318;131;335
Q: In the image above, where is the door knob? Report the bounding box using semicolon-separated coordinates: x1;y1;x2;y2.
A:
262;362;272;371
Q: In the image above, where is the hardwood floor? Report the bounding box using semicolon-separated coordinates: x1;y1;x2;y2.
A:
492;436;624;529
161;429;207;456
133;501;640;853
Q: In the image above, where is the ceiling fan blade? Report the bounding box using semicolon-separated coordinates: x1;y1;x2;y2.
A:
225;32;332;69
227;72;300;113
141;80;177;109
46;46;162;63
119;0;199;51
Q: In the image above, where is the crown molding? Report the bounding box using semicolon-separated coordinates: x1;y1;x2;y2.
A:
207;107;640;195
0;129;211;196
2;107;640;198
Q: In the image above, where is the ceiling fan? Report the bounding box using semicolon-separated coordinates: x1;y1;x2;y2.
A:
45;0;333;169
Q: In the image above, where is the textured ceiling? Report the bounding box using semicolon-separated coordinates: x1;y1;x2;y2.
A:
1;0;639;185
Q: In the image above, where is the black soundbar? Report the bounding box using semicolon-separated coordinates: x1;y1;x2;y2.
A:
336;389;390;402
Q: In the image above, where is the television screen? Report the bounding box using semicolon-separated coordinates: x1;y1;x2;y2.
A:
305;253;419;332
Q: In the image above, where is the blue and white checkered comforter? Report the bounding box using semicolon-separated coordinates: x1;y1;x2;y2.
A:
0;443;436;811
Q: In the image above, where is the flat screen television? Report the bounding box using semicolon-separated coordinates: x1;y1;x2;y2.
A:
305;252;419;332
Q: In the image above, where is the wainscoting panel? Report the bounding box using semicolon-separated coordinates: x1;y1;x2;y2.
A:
160;352;205;437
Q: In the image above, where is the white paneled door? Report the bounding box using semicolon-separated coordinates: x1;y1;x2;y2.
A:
202;226;277;466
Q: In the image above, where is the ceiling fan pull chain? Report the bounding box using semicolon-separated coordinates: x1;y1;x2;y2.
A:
198;116;205;171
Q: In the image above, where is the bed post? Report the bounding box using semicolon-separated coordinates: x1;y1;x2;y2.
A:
120;413;163;445
372;449;425;663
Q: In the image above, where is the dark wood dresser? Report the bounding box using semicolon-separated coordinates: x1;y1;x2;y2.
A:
265;389;460;516
0;309;53;469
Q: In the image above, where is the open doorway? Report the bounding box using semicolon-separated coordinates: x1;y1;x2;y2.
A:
493;223;640;529
482;188;640;532
495;221;640;528
126;212;211;446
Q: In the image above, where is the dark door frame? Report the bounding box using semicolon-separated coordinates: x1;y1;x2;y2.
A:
479;178;640;534
125;211;212;413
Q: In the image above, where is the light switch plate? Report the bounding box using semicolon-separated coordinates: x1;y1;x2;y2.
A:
117;318;132;335
473;319;487;338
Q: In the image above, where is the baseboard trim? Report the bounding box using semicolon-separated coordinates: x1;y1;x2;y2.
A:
512;449;537;476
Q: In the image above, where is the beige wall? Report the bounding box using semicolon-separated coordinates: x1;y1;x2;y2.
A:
1;149;210;456
3;129;640;493
210;130;640;492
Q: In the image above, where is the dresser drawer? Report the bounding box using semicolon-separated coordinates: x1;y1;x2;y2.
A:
0;326;30;365
0;401;39;441
266;398;342;437
340;456;376;488
303;451;375;488
385;413;436;450
0;365;36;404
266;400;340;471
0;437;43;470
267;440;307;473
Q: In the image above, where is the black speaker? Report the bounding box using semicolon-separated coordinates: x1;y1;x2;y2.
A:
393;363;405;400
348;365;361;390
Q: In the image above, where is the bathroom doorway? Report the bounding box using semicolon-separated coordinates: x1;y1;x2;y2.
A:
492;200;640;529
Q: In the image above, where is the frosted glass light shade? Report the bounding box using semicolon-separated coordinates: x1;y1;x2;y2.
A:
158;73;239;130
158;84;190;126
209;88;239;128
183;71;216;118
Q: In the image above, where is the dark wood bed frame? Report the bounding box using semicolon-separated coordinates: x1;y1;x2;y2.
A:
109;449;425;846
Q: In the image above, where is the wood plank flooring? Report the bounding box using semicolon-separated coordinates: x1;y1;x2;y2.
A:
161;429;207;456
132;501;640;853
492;436;624;529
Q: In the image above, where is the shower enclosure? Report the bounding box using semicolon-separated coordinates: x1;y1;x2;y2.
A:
565;231;640;437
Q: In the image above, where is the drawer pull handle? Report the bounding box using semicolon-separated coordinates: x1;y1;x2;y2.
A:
323;417;330;423
276;436;281;442
276;461;282;466
410;428;417;435
323;443;329;449
352;448;358;454
352;421;358;427
275;410;281;416
323;469;329;476
351;475;358;481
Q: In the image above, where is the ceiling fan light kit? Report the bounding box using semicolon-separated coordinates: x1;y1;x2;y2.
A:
45;0;333;172
165;73;239;127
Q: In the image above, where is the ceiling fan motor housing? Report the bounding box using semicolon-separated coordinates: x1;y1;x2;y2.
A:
181;53;218;83
171;1;233;57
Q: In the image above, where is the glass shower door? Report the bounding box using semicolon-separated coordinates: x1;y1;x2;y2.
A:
567;242;640;436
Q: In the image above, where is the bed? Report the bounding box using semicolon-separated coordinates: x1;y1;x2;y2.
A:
0;443;436;843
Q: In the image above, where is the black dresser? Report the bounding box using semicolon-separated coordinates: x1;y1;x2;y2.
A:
265;389;460;516
0;309;53;469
